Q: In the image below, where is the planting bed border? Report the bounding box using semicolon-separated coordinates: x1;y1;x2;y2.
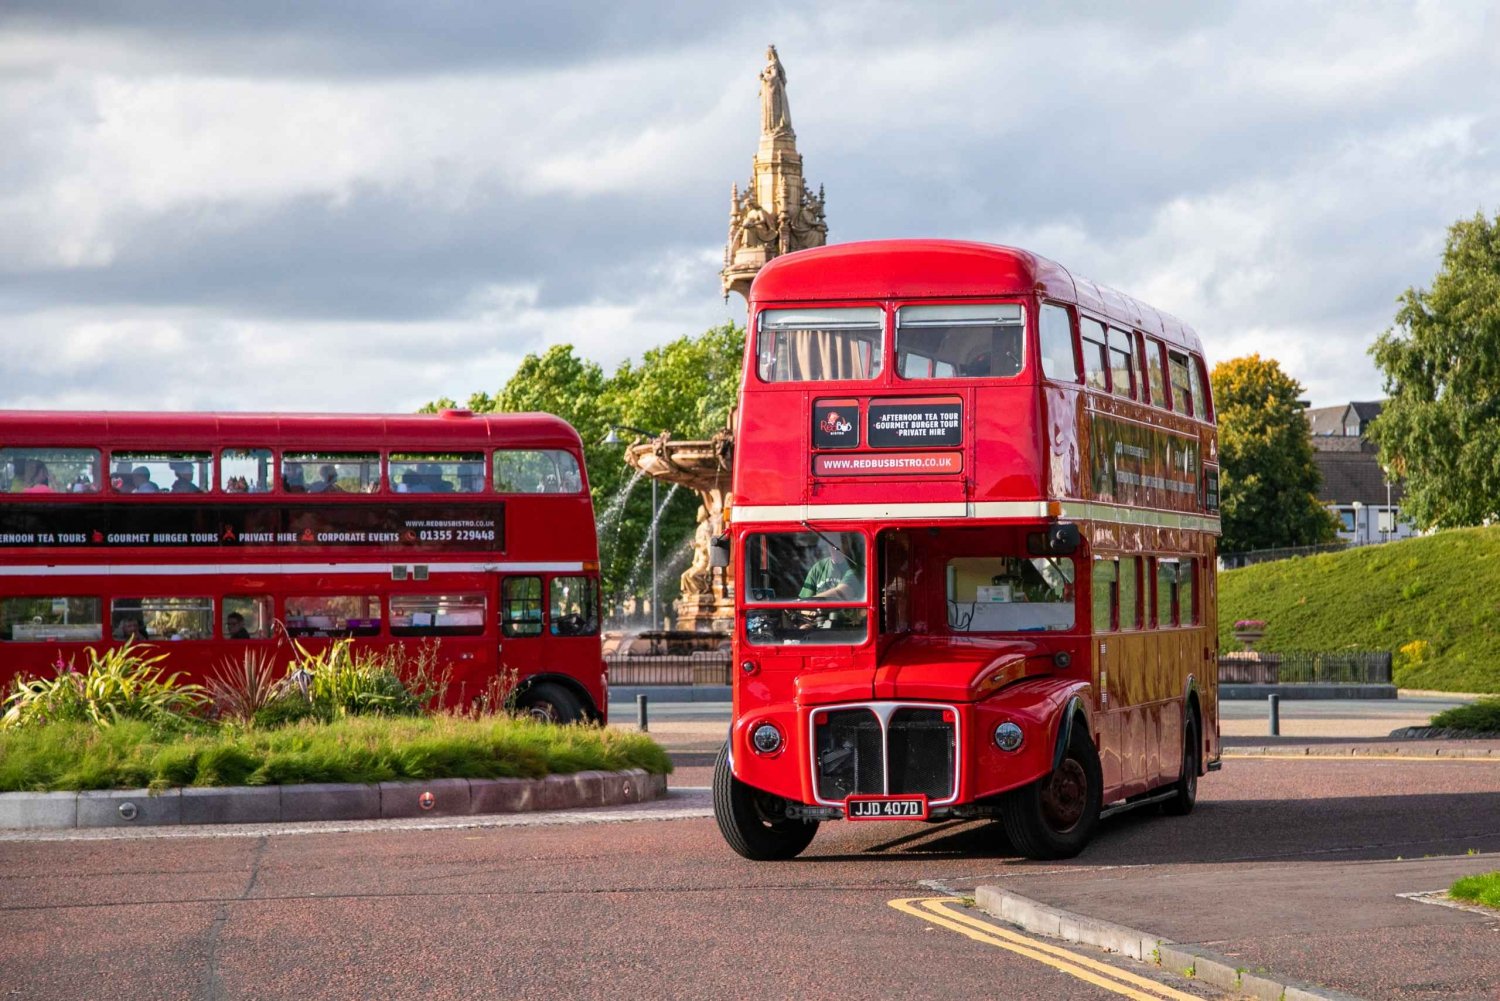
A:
0;768;666;830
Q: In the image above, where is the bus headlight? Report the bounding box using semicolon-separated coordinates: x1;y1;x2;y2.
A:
993;722;1024;752
751;722;784;754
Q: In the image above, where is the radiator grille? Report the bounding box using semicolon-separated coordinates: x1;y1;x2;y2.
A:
812;705;957;803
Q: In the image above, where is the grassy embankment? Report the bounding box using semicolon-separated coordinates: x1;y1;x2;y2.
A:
1218;525;1500;693
0;715;671;793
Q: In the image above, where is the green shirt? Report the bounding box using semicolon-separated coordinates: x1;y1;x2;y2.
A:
800;557;858;599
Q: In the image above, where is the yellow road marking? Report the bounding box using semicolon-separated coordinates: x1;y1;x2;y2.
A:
1228;753;1498;763
889;897;1204;1001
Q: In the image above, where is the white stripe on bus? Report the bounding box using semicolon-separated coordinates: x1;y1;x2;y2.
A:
731;500;1220;534
0;561;586;577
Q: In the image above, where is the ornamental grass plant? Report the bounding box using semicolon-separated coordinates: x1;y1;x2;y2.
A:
0;642;206;731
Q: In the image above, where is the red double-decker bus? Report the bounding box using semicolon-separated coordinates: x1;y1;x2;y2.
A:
714;240;1220;859
0;410;606;723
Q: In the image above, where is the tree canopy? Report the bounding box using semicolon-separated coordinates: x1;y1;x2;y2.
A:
1210;355;1339;553
1369;211;1500;529
423;323;746;610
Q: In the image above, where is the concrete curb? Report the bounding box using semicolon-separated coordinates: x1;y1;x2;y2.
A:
974;885;1366;1001
1224;745;1496;758
0;769;667;831
1220;683;1397;700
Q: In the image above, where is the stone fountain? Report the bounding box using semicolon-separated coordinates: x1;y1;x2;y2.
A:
624;430;734;633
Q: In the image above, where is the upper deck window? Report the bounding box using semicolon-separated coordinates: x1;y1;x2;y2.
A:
283;452;380;494
493;450;583;494
1189;355;1211;420
1108;328;1135;398
896;304;1024;380
221;449;273;493
1080;319;1109;392
757;307;883;382
1168;351;1195;417
391;453;485;493
1;447;100;494
111;452;210;495
1144;337;1168;408
1039;304;1080;382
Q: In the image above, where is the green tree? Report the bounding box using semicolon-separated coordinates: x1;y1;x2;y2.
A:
421;326;746;611
1370;212;1500;528
1211;355;1339;552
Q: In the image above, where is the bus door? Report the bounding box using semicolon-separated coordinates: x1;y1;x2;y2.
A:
498;574;546;683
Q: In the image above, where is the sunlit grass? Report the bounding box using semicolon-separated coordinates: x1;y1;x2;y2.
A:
1220;526;1500;693
1449;871;1500;910
0;715;671;792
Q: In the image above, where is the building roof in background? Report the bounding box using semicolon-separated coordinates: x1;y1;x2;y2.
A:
1312;440;1403;505
1306;400;1385;437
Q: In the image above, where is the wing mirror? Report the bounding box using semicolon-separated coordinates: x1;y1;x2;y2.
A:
1027;524;1081;556
709;534;730;568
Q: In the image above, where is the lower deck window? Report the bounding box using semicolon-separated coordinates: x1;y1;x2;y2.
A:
746;608;869;646
2;597;103;642
285;595;381;637
549;576;599;636
945;556;1075;633
112;597;213;641
224;595;272;639
502;577;543;637
390;594;486;636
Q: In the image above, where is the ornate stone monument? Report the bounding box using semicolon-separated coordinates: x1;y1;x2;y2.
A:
721;45;828;299
624;431;734;633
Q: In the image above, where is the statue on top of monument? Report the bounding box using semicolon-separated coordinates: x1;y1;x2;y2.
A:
790;183;827;248
760;45;793;138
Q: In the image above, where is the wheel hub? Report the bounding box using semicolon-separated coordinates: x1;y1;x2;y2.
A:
1040;758;1087;831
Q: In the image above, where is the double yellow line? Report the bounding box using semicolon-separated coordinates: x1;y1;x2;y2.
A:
888;897;1202;1001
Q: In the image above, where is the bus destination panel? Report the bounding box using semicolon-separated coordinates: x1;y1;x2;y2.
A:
0;503;505;551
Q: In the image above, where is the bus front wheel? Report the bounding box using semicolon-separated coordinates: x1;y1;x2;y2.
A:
516;682;583;724
1001;723;1102;860
712;744;818;861
1161;712;1199;816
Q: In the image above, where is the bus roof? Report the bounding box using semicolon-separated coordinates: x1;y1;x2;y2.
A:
749;239;1203;356
0;410;584;451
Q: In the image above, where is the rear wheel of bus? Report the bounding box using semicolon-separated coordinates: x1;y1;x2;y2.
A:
516;681;583;724
1001;723;1102;860
1161;711;1200;816
713;744;819;861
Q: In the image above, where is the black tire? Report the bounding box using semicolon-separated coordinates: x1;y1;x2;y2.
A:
712;743;818;861
1161;711;1200;816
1001;720;1103;860
516;681;583;724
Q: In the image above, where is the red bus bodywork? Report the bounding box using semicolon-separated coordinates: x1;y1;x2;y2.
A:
718;240;1219;858
0;410;606;722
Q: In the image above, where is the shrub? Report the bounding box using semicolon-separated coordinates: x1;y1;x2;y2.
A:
206;648;283;724
1429;699;1500;734
0;643;206;731
1449;871;1500;910
285;638;421;720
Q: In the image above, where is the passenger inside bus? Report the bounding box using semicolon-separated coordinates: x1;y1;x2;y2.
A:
283;466;307;493
131;466;160;493
309;464;342;493
22;461;54;493
224;612;251;640
169;462;201;493
114;615;148;641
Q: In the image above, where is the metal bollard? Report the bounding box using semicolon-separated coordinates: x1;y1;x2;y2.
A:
637;693;648;732
1268;693;1280;737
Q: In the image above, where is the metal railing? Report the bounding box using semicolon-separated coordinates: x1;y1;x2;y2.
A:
1218;650;1392;685
606;652;732;686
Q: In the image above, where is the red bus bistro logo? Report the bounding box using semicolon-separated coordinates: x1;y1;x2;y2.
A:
819;410;853;436
812;399;861;449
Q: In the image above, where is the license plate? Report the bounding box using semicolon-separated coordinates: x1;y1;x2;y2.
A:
844;795;929;821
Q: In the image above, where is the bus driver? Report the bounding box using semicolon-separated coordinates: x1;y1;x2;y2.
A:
799;539;860;601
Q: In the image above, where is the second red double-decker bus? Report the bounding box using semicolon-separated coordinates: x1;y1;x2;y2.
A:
0;410;606;722
714;240;1220;859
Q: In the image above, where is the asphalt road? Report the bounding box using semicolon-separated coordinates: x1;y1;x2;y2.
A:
4;753;1497;1001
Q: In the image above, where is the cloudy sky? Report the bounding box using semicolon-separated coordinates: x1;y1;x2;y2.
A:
2;1;1498;413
